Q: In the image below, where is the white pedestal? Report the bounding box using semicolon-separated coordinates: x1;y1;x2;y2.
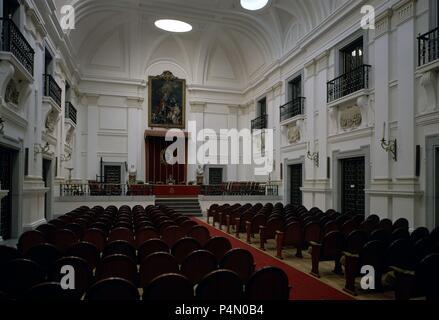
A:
0;189;10;242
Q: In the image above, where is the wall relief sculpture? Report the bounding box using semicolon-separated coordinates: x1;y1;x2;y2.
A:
340;105;362;130
5;80;19;105
45;108;60;134
287;125;301;144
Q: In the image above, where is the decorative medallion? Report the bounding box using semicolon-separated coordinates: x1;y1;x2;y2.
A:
287;125;301;144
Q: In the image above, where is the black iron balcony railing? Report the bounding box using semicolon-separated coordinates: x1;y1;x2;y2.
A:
327;64;371;103
251;114;268;131
0;18;34;75
43;74;62;108
280;97;305;122
418;27;439;67
65;101;77;125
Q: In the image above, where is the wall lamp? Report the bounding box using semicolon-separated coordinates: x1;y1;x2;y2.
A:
380;122;397;161
307;142;320;167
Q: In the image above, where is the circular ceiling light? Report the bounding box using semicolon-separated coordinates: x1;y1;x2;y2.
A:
240;0;270;11
154;19;193;33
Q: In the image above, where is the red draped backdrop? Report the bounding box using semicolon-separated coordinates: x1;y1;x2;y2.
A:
145;136;187;184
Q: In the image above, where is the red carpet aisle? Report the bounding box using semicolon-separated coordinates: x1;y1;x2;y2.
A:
194;218;354;301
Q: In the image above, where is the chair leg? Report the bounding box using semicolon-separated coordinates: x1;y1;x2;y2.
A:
235;218;240;239
245;221;252;244
343;254;358;296
333;257;343;275
310;243;321;278
295;247;303;258
259;227;266;250
275;232;284;259
226;215;231;234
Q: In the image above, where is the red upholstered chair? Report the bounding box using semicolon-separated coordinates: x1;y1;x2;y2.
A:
108;227;134;246
195;270;243;300
36;224;57;242
188;225;210;246
135;227;159;249
25;243;61;273
143;273;194;301
181;220;198;235
103;240;137;262
162;225;185;247
52;229;79;254
50;256;93;298
310;231;345;278
246;267;290;300
219;249;255;283
204;237;232;261
139;252;179;287
67;242;100;269
25;282;79;300
259;217;285;250
85;278;140;301
18;230;47;254
181;250;218;285
171;237;202;264
96;254;138;286
138;239;169;264
83;228;107;252
0;259;45;299
245;214;266;244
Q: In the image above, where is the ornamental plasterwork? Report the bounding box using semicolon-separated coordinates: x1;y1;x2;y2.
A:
287;124;301;144
340;105;362;131
5;80;19;105
45;108;60;134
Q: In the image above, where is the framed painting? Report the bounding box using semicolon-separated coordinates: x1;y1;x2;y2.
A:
148;71;186;129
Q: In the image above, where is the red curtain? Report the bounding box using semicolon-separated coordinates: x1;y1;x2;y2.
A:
145;137;187;184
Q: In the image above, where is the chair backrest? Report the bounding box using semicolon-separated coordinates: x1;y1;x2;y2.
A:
393;218;409;231
96;254;138;285
139;252;179;287
25;243;61;272
108;227;134;245
304;222;321;244
63;223;84;238
181;250;218;284
204;237;232;261
0;245;22;267
219;248;255;283
416;253;439;300
143;273;194;300
181;220;198;235
83;228;107;252
85;278;140;301
25;282;79;300
386;239;413;270
246;267;290;300
344;230;368;254
322;231;345;257
67;242;100;269
36;224;57;241
162;225;185;247
188;225;210;246
195;269;243;300
18;230;46;254
171;237;202;264
138;239;169;263
0;259;45;298
135;227;160;248
51;256;93;296
52;229;79;253
410;227;430;243
103;240;137;262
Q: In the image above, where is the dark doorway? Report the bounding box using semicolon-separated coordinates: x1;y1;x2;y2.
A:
209;168;223;185
42;159;52;221
257;97;267;118
341;38;364;73
0;146;14;240
289;76;302;101
341;157;365;216
289;164;303;206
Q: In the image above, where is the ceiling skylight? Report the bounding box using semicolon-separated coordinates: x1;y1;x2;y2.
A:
240;0;270;11
154;19;193;33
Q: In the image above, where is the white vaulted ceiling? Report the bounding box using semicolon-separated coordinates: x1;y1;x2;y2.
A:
53;0;349;89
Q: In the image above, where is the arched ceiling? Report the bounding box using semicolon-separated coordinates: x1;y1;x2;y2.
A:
53;0;348;88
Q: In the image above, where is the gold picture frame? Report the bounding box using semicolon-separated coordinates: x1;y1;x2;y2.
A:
148;71;186;129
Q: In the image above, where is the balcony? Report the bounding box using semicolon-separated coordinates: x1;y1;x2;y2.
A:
0;18;34;76
43;74;62;108
65;102;77;125
280;97;305;123
251;114;267;131
327;64;371;103
418;27;439;68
